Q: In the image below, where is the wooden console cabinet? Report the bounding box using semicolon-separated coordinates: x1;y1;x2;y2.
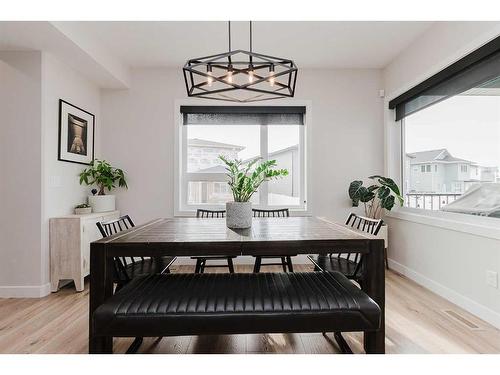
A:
50;211;119;292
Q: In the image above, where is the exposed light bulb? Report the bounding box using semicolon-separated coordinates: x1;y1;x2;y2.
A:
248;66;254;83
207;65;213;86
269;64;275;87
227;70;233;83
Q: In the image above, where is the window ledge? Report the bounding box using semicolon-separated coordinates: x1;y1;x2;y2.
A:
386;208;500;241
175;208;312;218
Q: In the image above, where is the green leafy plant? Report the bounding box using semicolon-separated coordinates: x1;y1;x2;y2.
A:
75;203;90;209
349;175;404;218
79;159;128;195
219;155;288;202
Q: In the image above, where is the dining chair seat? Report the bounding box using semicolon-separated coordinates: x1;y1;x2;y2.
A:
307;254;359;278
123;256;177;279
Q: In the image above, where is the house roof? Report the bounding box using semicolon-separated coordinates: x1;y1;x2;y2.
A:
407;148;473;164
196;165;227;173
188;138;244;150
196;144;299;173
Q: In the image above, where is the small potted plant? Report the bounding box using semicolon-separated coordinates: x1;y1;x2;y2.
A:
348;175;404;247
219;155;288;229
74;203;91;215
79;159;128;213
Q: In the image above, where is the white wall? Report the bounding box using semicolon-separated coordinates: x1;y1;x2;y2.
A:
41;53;101;288
0;51;43;295
383;22;500;328
101;68;384;225
0;51;101;297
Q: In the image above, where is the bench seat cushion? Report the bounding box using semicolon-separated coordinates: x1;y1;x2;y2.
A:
93;272;381;337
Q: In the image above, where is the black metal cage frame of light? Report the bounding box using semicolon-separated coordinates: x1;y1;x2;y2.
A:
182;21;298;103
183;50;298;102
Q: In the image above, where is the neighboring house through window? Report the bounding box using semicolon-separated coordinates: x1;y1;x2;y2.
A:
177;106;307;214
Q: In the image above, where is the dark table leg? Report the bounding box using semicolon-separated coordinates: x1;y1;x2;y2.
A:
362;239;385;354
89;242;114;354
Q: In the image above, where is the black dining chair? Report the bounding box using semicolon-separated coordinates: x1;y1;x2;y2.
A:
307;212;383;282
96;214;177;354
96;215;177;291
191;209;236;273
252;208;295;273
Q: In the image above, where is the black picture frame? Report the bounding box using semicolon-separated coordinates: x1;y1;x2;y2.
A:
58;99;95;165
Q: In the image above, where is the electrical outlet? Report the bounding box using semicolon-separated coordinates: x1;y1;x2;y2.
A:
486;270;498;289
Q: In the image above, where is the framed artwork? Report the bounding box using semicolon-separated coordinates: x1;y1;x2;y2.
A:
58;99;95;165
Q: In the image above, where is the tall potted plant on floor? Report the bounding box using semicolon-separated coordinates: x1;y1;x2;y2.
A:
348;175;404;247
79;159;128;213
219;155;288;229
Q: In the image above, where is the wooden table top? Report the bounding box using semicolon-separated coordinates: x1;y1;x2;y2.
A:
95;216;379;256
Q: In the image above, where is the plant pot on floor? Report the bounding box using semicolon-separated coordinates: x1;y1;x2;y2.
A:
88;195;116;213
226;201;252;229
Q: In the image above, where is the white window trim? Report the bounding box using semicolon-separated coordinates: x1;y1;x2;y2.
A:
384;102;500;240
173;99;312;217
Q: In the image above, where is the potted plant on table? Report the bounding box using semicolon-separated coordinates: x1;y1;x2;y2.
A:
348;175;404;247
219;155;288;229
79;159;128;213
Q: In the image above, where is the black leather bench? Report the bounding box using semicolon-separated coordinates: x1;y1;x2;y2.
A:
91;271;381;353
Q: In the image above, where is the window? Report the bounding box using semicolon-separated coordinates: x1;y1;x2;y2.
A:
177;106;306;213
402;94;500;214
420;165;425;173
426;165;431;172
394;37;500;217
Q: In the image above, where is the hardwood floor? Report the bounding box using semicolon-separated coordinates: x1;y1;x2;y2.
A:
1;265;499;354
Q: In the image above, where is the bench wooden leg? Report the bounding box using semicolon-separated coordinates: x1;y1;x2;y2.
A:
286;256;294;272
89;336;113;354
364;330;385;354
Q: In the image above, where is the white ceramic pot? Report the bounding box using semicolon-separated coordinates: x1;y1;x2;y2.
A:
88;195;116;213
74;207;92;215
226;201;252;229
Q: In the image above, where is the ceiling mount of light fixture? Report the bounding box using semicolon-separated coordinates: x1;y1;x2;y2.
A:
183;21;298;103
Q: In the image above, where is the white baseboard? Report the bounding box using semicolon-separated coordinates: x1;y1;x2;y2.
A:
388;258;500;329
174;255;311;265
0;283;51;298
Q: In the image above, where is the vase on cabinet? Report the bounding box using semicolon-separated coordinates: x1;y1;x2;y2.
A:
88;195;116;213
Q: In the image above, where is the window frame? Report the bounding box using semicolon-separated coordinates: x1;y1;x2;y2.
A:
174;100;311;217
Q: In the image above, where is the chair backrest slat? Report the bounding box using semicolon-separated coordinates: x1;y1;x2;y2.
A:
196;209;226;218
252;208;290;218
340;212;384;278
345;212;383;236
96;214;138;283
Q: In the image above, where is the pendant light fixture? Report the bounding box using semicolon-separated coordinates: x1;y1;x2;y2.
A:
183;21;298;102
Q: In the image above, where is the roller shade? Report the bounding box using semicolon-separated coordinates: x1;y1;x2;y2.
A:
181;106;305;125
389;36;500;121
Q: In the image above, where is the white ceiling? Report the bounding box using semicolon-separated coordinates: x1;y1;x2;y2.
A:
67;21;434;69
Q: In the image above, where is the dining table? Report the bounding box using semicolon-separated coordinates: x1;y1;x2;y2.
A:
89;216;385;353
